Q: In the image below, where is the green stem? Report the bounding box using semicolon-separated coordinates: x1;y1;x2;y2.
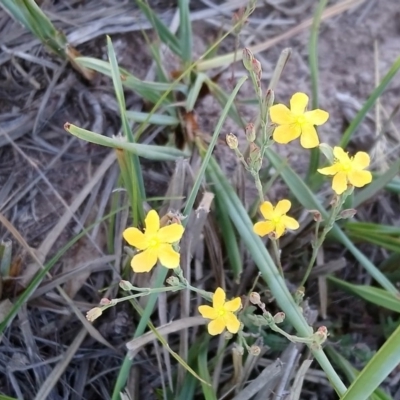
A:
300;194;347;287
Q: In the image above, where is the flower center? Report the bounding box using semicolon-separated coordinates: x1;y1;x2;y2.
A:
217;307;226;317
148;236;160;249
296;115;307;125
339;160;352;172
272;216;282;225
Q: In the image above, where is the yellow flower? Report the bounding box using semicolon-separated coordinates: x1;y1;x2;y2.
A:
198;287;241;336
86;307;102;322
123;210;184;273
253;200;299;239
317;147;372;195
270;92;329;148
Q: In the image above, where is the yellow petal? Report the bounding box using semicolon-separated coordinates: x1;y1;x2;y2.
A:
213;287;226;309
208;318;226;335
332;171;348;195
145;210;160;235
333;147;350;163
198;305;218;320
131;249;157;273
157;244;180;269
123;227;148;250
253;221;275;237
281;215;299;230
259;201;274;220
318;163;342;176
352;152;370;170
274;199;291;216
290;92;309;115
274;221;286;239
224;313;240;334
304;109;329;125
348;170;372;188
273;124;301;144
157;224;184;243
269;104;295;125
224;297;241;312
300;124;319;148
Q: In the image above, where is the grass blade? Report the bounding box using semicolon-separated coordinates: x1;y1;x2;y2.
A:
178;0;192;63
125;111;179;126
136;0;181;57
307;0;328;179
340;56;400;148
326;347;393;400
328;276;400;313
198;338;216;400
339;323;400;400
64;123;187;161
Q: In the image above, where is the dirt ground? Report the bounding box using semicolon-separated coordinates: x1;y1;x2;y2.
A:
0;0;399;399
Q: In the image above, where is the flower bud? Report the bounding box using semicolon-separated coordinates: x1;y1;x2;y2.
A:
166;276;180;286
273;312;285;324
245;122;256;142
313;326;329;345
249;292;261;305
86;307;102;322
249;345;261;356
243;48;254;71
226;133;239;149
248;142;262;170
224;331;233;340
309;209;322;222
252;59;262;79
339;208;357;219
100;298;111;306
264;89;274;109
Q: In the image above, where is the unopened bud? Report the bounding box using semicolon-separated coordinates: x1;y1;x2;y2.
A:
251;59;262;81
226;133;238;149
100;298;111;306
243;48;254;70
166;276;180;286
339;208;357;219
248;142;262;170
224;331;234;340
249;345;261;356
273;312;285;324
119;280;134;291
249;292;261;305
245;122;256;142
264;89;274;108
86;307;102;322
294;287;305;305
309;209;322;222
313;326;329;345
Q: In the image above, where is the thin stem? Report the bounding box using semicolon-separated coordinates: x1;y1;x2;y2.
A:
300;194;347;287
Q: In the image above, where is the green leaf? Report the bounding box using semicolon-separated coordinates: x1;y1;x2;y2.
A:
328;276;400;313
326;346;393;400
135;0;182;57
307;0;328;179
178;0;192;63
340;323;400;400
186;72;208;112
65;123;187;161
125;110;179;126
198;338;216;400
265;148;399;296
340;55;400;148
